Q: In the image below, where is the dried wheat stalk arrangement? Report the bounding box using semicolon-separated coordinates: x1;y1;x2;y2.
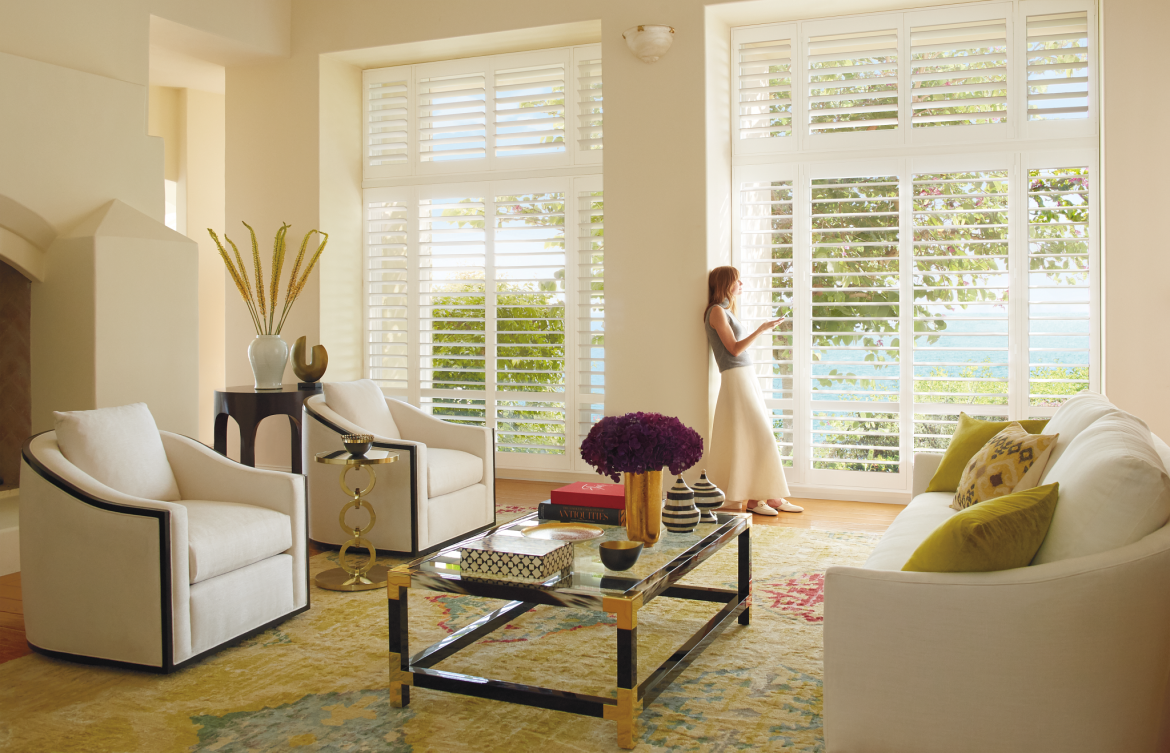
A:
208;223;329;336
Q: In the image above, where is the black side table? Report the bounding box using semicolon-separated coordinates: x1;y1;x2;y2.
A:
213;384;323;473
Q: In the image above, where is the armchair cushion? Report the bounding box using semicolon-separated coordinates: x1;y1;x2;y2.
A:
177;500;292;584
323;380;400;439
864;492;958;571
53;402;181;502
429;448;484;498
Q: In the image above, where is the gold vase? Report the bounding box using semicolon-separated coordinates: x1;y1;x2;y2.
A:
624;470;663;547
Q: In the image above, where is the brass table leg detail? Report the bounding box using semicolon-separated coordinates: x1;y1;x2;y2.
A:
316;465;388;591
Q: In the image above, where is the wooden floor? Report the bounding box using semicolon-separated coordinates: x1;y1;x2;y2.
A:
0;479;903;666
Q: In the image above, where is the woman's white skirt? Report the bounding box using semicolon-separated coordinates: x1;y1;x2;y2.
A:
708;365;791;502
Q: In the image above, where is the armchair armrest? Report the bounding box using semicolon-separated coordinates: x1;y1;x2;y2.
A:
911;451;943;497
385;398;493;462
823;524;1170;753
161;432;305;518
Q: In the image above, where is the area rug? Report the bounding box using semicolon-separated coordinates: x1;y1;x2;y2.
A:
0;515;878;752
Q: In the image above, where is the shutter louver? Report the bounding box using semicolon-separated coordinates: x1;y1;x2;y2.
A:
577;189;604;442
807;29;899;134
1026;12;1089;120
418;72;487;163
494;64;566;157
577;56;603;151
912;170;1011;450
494;192;567;454
810;175;901;472
367;77;409;166
910;20;1009;127
418;195;488;426
738;39;794;140
367;197;410;393
1028;166;1091;409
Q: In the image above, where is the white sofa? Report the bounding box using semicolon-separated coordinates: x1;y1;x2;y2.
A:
303;387;494;555
824;392;1170;753
20;416;308;673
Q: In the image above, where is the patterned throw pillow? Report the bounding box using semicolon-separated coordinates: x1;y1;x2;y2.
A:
952;423;1059;511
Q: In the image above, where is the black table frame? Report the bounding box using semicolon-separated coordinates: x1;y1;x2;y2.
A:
386;511;751;749
213;383;322;474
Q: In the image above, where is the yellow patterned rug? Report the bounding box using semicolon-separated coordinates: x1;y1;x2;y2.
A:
0;521;878;752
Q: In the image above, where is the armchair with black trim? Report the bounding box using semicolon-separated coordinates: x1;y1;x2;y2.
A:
302;380;494;555
19;402;308;672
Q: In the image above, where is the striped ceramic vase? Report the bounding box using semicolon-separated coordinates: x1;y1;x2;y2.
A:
692;470;725;523
663;476;700;533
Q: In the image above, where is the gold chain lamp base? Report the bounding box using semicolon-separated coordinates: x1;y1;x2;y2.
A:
313;448;398;592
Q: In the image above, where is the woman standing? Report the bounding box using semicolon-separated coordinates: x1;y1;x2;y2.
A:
704;266;802;515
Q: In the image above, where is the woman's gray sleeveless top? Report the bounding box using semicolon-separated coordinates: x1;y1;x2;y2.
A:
705;302;753;372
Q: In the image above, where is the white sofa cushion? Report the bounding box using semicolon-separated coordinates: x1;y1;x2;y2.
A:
1032;411;1170;565
179;500;292;584
1041;391;1120;472
864;492;957;571
53;402;181;502
323;380;400;439
428;448;484;498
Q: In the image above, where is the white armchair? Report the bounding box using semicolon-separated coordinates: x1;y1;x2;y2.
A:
303;381;494;555
19;404;307;673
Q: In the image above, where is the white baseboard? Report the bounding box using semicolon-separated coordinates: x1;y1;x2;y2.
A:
0;527;18;577
496;468;609;484
786;483;910;506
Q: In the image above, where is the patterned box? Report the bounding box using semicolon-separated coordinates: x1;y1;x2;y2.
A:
459;535;574;582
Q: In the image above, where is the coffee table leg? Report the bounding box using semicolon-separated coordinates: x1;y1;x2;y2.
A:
604;599;641;749
739;526;752;626
388;578;412;708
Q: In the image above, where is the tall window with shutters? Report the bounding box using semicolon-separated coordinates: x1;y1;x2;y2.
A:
732;0;1098;498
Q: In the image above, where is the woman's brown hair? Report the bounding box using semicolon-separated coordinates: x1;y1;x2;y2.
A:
705;266;739;322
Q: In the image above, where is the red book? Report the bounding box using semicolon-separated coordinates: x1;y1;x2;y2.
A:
550;482;625;509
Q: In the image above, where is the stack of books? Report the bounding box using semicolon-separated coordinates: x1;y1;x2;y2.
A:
538;482;626;526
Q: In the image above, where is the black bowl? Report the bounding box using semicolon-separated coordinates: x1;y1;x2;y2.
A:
342;434;373;456
599;540;644;571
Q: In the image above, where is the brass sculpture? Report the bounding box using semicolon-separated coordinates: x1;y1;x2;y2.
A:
292;335;328;383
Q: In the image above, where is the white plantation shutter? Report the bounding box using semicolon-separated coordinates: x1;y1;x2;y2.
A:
366;195;411;394
493;190;567;455
738;178;795;466
809;174;901;474
911;170;1011;449
1026;11;1089;121
1027;165;1092;412
418;193;488;426
364;68;411;174
576;184;604;444
910;19;1009;127
575;49;603;152
806;27;900;135
738;38;794;140
417;69;487;164
494;62;566;157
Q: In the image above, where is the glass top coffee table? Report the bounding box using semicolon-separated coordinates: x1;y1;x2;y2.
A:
386;510;752;749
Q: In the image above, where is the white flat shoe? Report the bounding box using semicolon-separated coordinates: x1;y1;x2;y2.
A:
767;499;804;513
748;503;778;516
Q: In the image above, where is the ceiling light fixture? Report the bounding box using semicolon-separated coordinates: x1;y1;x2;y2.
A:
622;25;675;63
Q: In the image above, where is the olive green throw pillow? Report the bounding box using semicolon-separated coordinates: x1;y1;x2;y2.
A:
902;483;1060;573
925;413;1052;493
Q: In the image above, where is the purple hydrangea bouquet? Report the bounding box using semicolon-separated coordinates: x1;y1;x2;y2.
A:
580;412;704;482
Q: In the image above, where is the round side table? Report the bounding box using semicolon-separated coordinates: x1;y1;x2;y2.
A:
313;449;399;592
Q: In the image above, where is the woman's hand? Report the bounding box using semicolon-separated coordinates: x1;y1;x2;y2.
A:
755;316;787;334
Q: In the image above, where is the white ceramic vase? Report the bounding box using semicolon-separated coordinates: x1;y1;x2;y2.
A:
248;334;289;390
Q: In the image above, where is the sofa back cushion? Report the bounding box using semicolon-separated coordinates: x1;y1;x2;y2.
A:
54;403;181;501
322;380;400;439
1032;410;1170;564
1040;390;1120;472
